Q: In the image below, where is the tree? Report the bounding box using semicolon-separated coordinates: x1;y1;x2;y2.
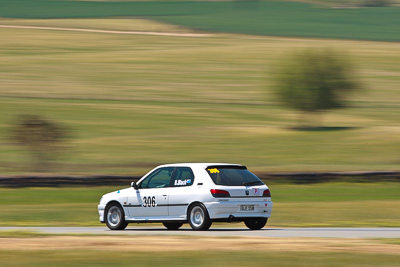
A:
11;115;67;172
274;49;358;127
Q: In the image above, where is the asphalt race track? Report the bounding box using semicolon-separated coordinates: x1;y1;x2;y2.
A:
1;227;400;238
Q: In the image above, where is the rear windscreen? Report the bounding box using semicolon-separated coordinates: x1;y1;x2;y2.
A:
206;166;264;186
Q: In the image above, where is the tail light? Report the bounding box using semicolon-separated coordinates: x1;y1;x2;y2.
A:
210;189;230;197
263;189;271;197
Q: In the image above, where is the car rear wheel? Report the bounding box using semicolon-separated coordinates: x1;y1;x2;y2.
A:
188;204;212;231
244;217;268;230
105;204;128;230
162;222;184;230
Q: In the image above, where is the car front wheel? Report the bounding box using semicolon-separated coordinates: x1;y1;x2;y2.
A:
244;217;268;230
188;204;212;231
105;203;128;230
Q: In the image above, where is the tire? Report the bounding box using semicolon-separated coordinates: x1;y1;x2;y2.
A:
188;204;212;231
244;217;268;230
163;222;184;230
105;203;128;230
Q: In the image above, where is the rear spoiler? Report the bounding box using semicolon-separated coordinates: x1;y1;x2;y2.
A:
206;165;246;170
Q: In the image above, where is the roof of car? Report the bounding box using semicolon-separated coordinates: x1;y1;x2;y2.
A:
157;163;244;169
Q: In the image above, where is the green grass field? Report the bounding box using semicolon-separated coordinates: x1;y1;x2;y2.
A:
0;1;400;175
0;20;400;175
1;183;398;227
0;0;399;41
1;250;399;267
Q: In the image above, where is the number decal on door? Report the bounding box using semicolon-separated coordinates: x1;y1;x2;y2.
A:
142;196;156;207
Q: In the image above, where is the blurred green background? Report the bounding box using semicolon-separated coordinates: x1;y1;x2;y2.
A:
0;1;400;175
0;0;400;224
1;2;400;266
1;183;399;227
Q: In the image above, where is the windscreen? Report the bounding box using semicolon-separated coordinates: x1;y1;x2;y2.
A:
206;166;264;186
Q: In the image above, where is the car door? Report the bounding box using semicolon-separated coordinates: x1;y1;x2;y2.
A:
168;167;195;218
127;167;174;219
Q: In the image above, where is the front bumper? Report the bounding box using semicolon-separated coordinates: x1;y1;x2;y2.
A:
98;204;106;223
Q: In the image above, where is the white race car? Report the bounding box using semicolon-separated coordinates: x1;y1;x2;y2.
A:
98;163;273;230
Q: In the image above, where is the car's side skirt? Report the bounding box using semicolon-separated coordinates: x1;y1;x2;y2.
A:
125;218;187;223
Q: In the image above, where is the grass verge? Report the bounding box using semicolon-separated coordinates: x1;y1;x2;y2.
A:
0;183;399;227
0;235;399;267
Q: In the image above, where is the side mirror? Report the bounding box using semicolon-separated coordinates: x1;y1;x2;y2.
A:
131;182;138;190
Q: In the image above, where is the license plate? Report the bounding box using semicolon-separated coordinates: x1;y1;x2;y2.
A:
240;205;255;211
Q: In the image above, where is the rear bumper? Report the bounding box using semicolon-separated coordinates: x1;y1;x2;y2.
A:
204;200;273;220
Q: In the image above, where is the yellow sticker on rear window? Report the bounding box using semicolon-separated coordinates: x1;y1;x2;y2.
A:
208;168;220;174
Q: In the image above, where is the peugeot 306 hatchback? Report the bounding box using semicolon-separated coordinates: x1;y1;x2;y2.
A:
98;163;273;231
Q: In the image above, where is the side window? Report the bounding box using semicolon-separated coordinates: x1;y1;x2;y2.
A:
140;167;175;189
172;167;194;187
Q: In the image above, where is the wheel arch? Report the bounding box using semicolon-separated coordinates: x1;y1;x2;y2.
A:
105;200;125;215
186;201;207;218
